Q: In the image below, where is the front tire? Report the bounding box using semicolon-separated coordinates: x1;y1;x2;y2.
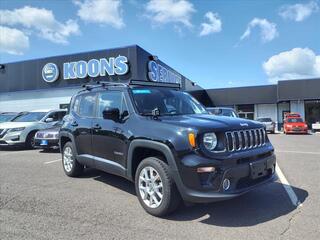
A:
62;142;83;177
135;157;181;217
25;131;36;149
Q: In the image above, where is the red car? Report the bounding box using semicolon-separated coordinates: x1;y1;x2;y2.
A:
284;117;308;134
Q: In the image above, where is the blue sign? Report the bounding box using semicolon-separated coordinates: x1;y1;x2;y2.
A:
42;63;59;83
63;55;129;80
148;61;181;84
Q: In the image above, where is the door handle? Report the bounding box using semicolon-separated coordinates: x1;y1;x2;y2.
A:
93;124;102;130
71;121;78;127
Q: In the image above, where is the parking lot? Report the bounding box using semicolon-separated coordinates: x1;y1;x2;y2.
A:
1;134;319;240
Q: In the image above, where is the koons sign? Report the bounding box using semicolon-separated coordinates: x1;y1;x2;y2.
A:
42;55;129;82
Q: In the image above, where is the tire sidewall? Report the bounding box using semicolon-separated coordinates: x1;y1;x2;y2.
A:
62;142;78;177
135;157;176;216
26;131;36;149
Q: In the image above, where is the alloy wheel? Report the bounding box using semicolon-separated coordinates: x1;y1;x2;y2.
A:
138;166;163;208
63;146;74;172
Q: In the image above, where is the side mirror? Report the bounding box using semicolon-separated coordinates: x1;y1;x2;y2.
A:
103;107;120;122
45;118;54;123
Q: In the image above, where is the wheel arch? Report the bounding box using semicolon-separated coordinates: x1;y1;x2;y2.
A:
59;131;78;156
126;140;179;181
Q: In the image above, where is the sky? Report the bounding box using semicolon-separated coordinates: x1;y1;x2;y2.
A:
0;0;319;89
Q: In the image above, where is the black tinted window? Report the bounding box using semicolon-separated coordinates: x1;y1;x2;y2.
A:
78;94;96;117
98;91;127;117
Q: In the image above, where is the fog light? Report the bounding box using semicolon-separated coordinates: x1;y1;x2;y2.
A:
197;167;215;173
223;178;230;190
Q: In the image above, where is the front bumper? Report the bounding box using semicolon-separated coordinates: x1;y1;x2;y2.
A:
286;128;308;134
34;138;59;149
0;130;26;146
173;144;276;203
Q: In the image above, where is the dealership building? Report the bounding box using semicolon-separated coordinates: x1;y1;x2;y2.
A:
0;45;201;112
193;78;320;129
0;44;319;130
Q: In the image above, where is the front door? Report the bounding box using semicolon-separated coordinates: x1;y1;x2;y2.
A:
92;91;128;171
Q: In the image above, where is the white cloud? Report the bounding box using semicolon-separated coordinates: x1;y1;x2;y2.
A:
145;0;195;28
263;48;320;83
0;26;29;55
279;1;319;22
240;18;278;43
199;12;222;36
0;6;80;45
74;0;125;29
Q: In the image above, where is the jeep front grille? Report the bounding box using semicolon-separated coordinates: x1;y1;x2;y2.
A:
225;128;266;152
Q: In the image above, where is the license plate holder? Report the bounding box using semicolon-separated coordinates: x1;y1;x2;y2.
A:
250;161;268;179
40;140;48;146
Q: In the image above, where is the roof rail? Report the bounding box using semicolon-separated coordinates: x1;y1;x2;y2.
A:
77;81;129;93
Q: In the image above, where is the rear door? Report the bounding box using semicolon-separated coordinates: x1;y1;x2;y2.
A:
73;93;97;159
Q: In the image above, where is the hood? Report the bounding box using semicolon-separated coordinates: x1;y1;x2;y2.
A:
0;121;36;129
37;127;60;134
157;114;263;131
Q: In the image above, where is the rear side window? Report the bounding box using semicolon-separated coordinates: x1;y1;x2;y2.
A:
97;91;127;118
78;93;96;117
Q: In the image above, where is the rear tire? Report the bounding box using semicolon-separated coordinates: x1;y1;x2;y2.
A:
135;157;181;217
62;142;83;177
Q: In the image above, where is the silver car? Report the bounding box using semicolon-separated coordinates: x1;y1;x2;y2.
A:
256;117;276;133
0;109;66;148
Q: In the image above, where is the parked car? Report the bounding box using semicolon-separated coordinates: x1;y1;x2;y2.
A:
206;107;238;118
284;117;308;134
59;82;276;217
0;109;66;148
0;112;21;123
34;121;63;150
312;122;320;132
256;118;275;133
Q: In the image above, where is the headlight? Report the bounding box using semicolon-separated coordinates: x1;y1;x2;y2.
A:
203;132;217;151
9;127;25;132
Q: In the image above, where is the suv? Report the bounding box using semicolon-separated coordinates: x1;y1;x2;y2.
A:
0;109;66;148
60;83;276;216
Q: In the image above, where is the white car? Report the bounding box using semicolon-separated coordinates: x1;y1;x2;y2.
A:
256;118;276;133
312;122;320;132
0;109;66;148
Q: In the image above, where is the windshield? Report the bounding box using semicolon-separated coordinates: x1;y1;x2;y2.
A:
257;118;272;122
131;87;207;116
287;118;303;123
0;114;17;122
12;112;47;122
208;108;237;118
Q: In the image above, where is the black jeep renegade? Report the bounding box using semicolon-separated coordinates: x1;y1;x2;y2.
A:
59;82;276;216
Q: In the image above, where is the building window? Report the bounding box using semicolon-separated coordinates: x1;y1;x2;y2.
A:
237;104;254;120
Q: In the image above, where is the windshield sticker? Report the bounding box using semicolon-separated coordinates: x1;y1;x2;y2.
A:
132;89;151;94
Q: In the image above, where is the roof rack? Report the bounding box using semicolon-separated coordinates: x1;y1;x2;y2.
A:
130;80;181;89
77;79;181;93
77;81;129;93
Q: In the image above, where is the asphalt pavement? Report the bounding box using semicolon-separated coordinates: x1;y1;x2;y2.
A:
0;134;319;240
